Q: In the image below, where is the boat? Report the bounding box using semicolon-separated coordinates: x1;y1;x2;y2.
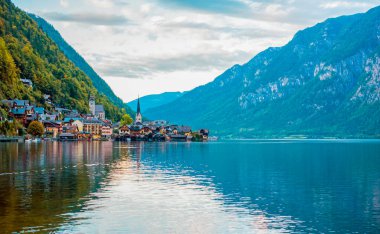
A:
170;134;187;141
32;138;41;143
25;139;32;143
208;136;218;141
59;133;78;141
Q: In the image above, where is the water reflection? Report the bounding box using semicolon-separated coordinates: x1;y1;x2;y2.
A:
0;141;380;233
0;142;118;233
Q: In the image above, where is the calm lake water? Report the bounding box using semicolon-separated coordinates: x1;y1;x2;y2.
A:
0;140;380;233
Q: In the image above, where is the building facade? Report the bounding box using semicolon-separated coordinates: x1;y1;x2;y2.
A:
89;96;96;116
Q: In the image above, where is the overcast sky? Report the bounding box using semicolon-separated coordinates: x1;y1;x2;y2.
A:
12;0;380;102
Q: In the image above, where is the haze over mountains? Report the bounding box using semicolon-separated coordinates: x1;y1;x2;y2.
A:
145;6;380;138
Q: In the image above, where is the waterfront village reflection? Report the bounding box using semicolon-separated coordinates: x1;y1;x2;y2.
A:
1;141;380;233
0;141;121;233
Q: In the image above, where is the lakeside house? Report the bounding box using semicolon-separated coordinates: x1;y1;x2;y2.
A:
101;125;113;139
20;78;33;88
83;118;104;139
43;121;62;138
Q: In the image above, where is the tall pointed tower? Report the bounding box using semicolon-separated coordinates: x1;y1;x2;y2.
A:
135;96;142;124
89;95;96;116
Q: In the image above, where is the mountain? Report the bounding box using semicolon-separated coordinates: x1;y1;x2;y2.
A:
145;6;380;138
127;92;186;113
0;0;124;121
28;14;134;117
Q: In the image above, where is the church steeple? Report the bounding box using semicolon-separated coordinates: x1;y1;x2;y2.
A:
137;95;141;114
135;96;142;124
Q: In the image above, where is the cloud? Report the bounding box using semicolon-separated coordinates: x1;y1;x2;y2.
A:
41;12;129;25
319;1;374;9
92;50;252;79
161;20;290;39
86;0;114;8
60;0;69;8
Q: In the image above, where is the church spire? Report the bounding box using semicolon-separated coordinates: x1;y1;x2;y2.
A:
135;95;143;124
137;95;141;114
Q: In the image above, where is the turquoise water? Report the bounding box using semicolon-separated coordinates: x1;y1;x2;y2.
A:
0;140;380;233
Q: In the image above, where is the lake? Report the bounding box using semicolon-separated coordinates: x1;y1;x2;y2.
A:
0;140;380;233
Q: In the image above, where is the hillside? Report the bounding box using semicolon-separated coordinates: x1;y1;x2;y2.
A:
145;6;380;138
127;92;186;113
29;14;134;117
0;0;124;121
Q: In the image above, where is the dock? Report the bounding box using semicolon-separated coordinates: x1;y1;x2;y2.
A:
0;137;23;142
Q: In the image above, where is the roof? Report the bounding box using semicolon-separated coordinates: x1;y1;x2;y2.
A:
83;118;103;124
42;121;61;127
130;125;142;131
11;108;26;115
26;114;38;120
26;106;34;111
55;107;71;112
102;119;112;126
95;105;105;113
1;100;13;106
13;100;29;106
60;133;75;137
34;107;44;114
20;79;33;85
179;126;192;133
63;125;78;130
63;117;83;123
40;114;57;120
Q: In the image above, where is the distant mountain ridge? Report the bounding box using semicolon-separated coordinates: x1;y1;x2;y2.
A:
127;92;186;113
29;14;134;117
145;6;380;138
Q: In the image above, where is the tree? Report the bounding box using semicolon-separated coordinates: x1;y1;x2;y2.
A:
120;114;133;126
0;120;23;136
27;121;44;137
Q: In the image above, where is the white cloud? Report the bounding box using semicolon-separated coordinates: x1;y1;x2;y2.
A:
86;0;114;8
320;1;373;9
60;0;69;7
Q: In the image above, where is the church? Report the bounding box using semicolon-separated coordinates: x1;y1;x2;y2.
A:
89;96;105;120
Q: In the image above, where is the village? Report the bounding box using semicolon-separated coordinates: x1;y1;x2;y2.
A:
0;88;210;142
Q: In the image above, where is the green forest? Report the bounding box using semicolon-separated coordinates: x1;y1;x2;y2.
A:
0;0;125;121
